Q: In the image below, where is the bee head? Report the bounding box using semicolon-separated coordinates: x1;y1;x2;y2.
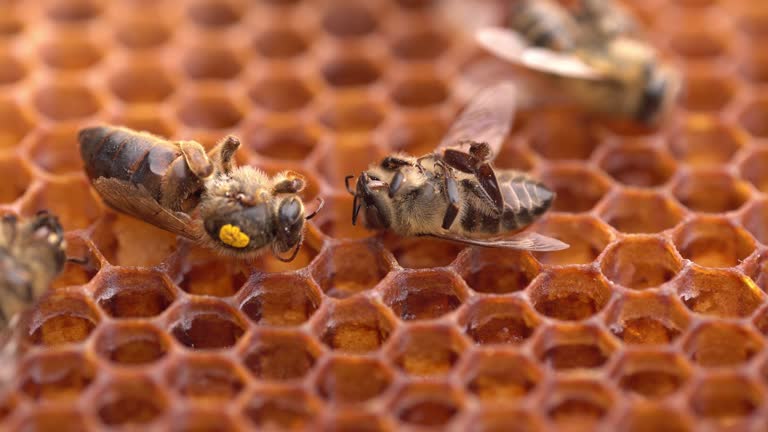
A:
25;211;67;270
635;63;680;124
350;171;393;230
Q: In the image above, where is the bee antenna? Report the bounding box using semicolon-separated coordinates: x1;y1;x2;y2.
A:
305;197;324;221
352;194;362;226
272;239;302;263
344;175;355;194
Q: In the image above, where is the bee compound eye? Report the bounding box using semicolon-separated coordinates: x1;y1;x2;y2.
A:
279;198;302;225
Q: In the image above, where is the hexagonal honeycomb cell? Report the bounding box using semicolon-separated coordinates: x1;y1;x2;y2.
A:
2;0;767;430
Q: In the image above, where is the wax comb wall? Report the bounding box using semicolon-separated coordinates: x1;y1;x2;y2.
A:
0;0;767;430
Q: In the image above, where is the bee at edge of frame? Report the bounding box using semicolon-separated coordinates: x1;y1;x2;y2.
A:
78;125;324;262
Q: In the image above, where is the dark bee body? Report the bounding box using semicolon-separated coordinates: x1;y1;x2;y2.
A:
509;0;578;50
80;126;210;212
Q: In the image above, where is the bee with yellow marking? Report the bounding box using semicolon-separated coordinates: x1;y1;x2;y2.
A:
79;125;323;262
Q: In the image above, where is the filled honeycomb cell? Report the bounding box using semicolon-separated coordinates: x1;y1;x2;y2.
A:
2;0;768;430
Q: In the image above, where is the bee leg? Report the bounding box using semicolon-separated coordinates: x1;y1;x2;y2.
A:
345;175;355;194
440;164;461;230
381;156;412;170
477;163;505;213
179;141;214;179
162;157;205;212
442;149;476;174
273;171;306;194
208;135;241;174
468;142;492;162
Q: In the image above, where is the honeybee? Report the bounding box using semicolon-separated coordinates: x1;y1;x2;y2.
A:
79;126;322;262
0;211;66;329
346;83;567;251
473;0;680;124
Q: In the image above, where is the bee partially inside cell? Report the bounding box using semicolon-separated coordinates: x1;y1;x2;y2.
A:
78;126;323;262
346;83;567;251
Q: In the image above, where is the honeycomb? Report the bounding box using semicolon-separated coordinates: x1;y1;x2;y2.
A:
1;0;767;430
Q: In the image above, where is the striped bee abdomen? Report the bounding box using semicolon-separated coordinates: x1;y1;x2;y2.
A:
500;172;554;231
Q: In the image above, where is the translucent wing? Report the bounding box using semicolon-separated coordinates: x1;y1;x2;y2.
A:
438;81;518;159
92;177;201;241
476;27;605;80
429;230;569;251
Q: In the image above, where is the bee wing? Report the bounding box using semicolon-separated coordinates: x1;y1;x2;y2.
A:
438;82;518;159
92;177;201;241
428;230;569;251
476;27;605;81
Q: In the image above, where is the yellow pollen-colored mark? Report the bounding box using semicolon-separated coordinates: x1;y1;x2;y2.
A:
219;224;250;248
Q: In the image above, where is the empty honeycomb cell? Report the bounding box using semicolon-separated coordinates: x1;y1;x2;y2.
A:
668;118;744;167
0;51;25;85
459;297;540;345
740;147;768;194
110;108;176;137
739;45;768;83
314;192;375;240
108;63;175;103
384;235;465;269
538;165;611;213
27;294;100;346
683;321;764;367
387;113;446;156
242;120;318;161
32;81;101;121
671;170;750;213
187;0;244;28
460;350;541;401
526;111;599;160
16;410;89;432
677;267;764;318
534;325;617;371
253;226;322;272
89;213;179;267
254;28;308;59
21;178;102;230
529;268;612;321
94;322;169;365
596;144;676;187
0;155;31;203
313;296;395;353
45;0;100;22
310;240;391;298
95;377;167;427
454;247;540;294
598;190;685;234
738;96;768;137
0;14;22;37
27;124;84;176
494;140;536;171
242;329;322;380
177;90;243;129
321;56;381;87
182;44;243;80
382;269;467;321
39;36;102;70
390;382;462;428
386;324;467;376
19;351;96;401
93;268;175;318
243;387;321;429
689;374;762;423
616;404;693;432
738;8;768;36
315;356;393;403
0;97;32;149
170;301;246;349
178;256;248;297
605;291;691;345
239;273;321;326
533;214;613;265
669;28;727;59
390;74;449;108
167;355;246;400
319;136;385;190
250;76;313;112
542;379;614;431
678;72;735;112
392;29;449;61
321;412;391;432
318;99;384;132
673;217;755;267
114;16;172;49
463;408;544;432
394;0;435;9
169;409;238;432
321;3;378;38
743;199;768;245
601;237;682;290
610;351;691;399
